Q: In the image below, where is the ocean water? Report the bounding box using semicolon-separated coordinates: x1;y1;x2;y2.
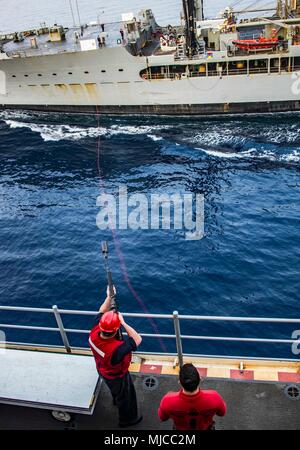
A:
0;1;299;358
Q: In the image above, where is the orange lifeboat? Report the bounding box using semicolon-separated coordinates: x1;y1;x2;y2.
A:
233;37;279;50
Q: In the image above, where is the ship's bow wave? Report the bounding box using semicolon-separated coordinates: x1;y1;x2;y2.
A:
1;111;300;165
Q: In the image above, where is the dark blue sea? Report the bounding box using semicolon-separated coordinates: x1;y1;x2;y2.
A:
0;110;299;358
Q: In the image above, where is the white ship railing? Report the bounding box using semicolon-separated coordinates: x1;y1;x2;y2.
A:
0;305;299;365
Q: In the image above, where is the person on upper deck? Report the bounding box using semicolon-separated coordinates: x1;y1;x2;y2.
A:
89;286;143;427
158;363;227;430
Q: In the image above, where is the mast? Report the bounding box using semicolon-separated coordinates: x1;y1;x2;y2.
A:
277;0;300;17
290;0;300;16
182;0;202;58
194;0;204;21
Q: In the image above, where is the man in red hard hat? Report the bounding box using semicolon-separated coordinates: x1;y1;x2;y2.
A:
89;287;143;427
158;363;226;430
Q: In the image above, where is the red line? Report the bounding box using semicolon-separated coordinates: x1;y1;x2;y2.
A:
94;106;167;353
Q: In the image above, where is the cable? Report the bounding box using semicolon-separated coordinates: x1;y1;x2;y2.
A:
94;105;168;353
68;0;76;28
75;0;82;28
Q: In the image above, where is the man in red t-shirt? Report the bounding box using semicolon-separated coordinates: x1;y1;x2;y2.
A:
158;363;226;430
89;286;143;427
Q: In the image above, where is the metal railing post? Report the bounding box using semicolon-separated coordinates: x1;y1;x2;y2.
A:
52;305;71;353
173;311;184;368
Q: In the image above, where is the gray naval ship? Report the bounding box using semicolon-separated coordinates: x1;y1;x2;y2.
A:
1;0;300;115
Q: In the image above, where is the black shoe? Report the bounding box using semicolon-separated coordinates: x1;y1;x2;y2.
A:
119;415;143;428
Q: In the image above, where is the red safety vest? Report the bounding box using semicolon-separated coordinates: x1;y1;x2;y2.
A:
89;325;132;380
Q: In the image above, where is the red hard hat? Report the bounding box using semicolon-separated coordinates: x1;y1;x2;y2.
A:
99;311;121;333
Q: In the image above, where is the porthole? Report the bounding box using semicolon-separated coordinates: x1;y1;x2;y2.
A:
119;69;124;72
52;73;57;76
68;72;73;75
24;74;28;77
12;75;16;78
101;70;106;73
84;71;89;74
37;74;42;77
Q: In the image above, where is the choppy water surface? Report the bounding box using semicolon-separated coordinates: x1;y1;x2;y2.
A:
0;109;299;357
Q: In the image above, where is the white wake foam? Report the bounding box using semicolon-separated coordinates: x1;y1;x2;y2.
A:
4;120;170;142
198;147;300;163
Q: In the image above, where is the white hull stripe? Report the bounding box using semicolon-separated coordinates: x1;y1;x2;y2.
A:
89;337;105;358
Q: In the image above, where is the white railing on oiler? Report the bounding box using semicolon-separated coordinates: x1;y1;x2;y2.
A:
0;305;300;366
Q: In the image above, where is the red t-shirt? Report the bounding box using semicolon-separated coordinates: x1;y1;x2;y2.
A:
158;389;226;431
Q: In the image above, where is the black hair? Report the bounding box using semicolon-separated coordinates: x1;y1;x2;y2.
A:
101;330;116;338
179;364;200;392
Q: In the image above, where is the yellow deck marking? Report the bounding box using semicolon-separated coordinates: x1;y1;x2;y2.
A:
254;370;279;382
207;367;231;379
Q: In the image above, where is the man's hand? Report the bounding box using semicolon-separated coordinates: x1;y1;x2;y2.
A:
99;285;117;313
106;285;116;299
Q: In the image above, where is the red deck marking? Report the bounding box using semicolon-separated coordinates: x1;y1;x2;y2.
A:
197;368;208;378
278;372;300;383
230;370;254;380
140;363;162;374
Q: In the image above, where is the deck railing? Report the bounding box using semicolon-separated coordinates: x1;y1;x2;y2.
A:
0;305;300;364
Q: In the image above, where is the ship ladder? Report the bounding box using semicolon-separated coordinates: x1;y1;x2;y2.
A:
176;43;185;59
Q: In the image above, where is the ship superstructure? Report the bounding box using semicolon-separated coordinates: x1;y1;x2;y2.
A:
1;1;300;115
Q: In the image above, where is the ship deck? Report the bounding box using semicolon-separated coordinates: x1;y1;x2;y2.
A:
2;23;125;57
0;345;299;430
0;374;299;430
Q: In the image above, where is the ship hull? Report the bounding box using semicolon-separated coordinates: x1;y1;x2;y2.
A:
1;47;300;115
1;99;300;115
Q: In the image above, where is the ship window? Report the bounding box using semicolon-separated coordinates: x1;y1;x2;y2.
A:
139;68;150;80
249;59;268;74
119;69;124;72
270;58;280;73
207;62;227;77
24;74;29;77
84;71;89;74
293;57;300;71
101;70;106;73
280;57;290;72
208;63;217;76
12;75;16;78
170;65;186;74
189;64;206;77
38;74;42;77
68;72;73;75
52;73;57;76
209;62;227;77
228;61;247;75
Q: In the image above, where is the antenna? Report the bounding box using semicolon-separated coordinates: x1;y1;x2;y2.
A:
69;0;76;28
75;0;82;28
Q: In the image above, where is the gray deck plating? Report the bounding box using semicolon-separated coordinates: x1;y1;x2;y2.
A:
0;374;299;430
2;23;121;57
0;349;100;413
